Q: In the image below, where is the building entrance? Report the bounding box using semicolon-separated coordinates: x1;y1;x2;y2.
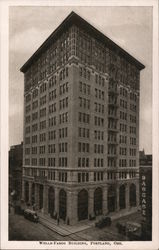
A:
39;185;43;209
31;183;35;205
48;187;55;216
59;189;67;220
24;182;29;203
94;187;103;215
119;185;126;209
78;189;88;221
108;185;116;212
129;183;136;207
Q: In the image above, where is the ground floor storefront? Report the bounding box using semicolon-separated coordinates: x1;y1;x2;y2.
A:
22;179;139;225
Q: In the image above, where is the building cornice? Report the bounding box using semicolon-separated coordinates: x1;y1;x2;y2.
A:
20;11;145;73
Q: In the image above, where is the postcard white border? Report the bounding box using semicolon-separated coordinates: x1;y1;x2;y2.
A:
0;0;158;249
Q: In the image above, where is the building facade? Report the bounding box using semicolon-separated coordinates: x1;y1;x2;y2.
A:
20;12;145;225
139;150;152;240
9;142;23;201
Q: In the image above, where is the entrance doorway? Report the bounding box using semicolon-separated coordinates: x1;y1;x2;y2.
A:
59;189;67;220
48;187;55;216
78;189;88;221
119;185;126;209
94;187;103;215
108;185;116;212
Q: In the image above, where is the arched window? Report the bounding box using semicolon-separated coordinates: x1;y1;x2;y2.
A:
129;184;136;207
48;187;55;216
94;187;103;215
24;182;29;203
78;189;88;221
39;185;43;209
107;185;116;212
119;185;126;209
59;189;67;220
31;183;35;205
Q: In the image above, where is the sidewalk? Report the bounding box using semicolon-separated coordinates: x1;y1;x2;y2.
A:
37;207;138;237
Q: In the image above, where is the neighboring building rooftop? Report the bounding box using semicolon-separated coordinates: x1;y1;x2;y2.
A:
20;11;145;73
139;149;152;166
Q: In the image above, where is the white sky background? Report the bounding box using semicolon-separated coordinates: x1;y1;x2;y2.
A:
9;6;152;154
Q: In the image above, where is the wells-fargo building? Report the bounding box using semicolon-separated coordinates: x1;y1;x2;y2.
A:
20;12;145;225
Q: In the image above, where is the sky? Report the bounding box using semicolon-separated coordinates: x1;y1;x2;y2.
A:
9;6;152;154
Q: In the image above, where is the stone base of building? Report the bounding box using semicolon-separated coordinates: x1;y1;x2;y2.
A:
22;178;140;226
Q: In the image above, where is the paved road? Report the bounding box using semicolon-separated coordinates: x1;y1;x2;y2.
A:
9;214;69;241
9;211;143;241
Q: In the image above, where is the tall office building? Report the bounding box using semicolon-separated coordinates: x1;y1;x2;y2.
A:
20;12;145;225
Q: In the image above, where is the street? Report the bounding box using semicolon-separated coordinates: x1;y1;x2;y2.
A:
9;211;143;241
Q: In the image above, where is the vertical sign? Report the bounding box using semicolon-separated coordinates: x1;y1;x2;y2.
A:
141;175;146;220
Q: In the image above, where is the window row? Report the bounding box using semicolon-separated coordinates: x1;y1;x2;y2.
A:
120;123;127;132
120;111;127;120
130;126;136;134
59;67;68;81
79;97;90;109
78;142;89;153
59;172;67;182
59;157;67;167
95;88;104;100
59;142;68;153
78;127;89;138
120;99;127;109
94;158;104;167
59;127;68;138
40;95;46;106
79;67;90;80
119;147;127;156
120;87;127;97
59;112;68;124
95;74;105;87
79;112;90;123
119;159;127;168
48;144;56;153
48;158;56;167
49;103;56;113
79;82;90;95
119;135;127;144
49;75;57;88
60;97;68;110
49;89;56;101
78;172;89;183
130;114;136;123
95;102;104;114
59;82;68;95
130;148;136;156
94;130;104;140
130;137;136;145
94;172;103;181
95;116;104;127
94;144;104;154
78;157;89;167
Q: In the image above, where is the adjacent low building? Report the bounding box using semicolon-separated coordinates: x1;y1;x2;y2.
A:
9;142;23;202
139;150;152;240
20;11;145;225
